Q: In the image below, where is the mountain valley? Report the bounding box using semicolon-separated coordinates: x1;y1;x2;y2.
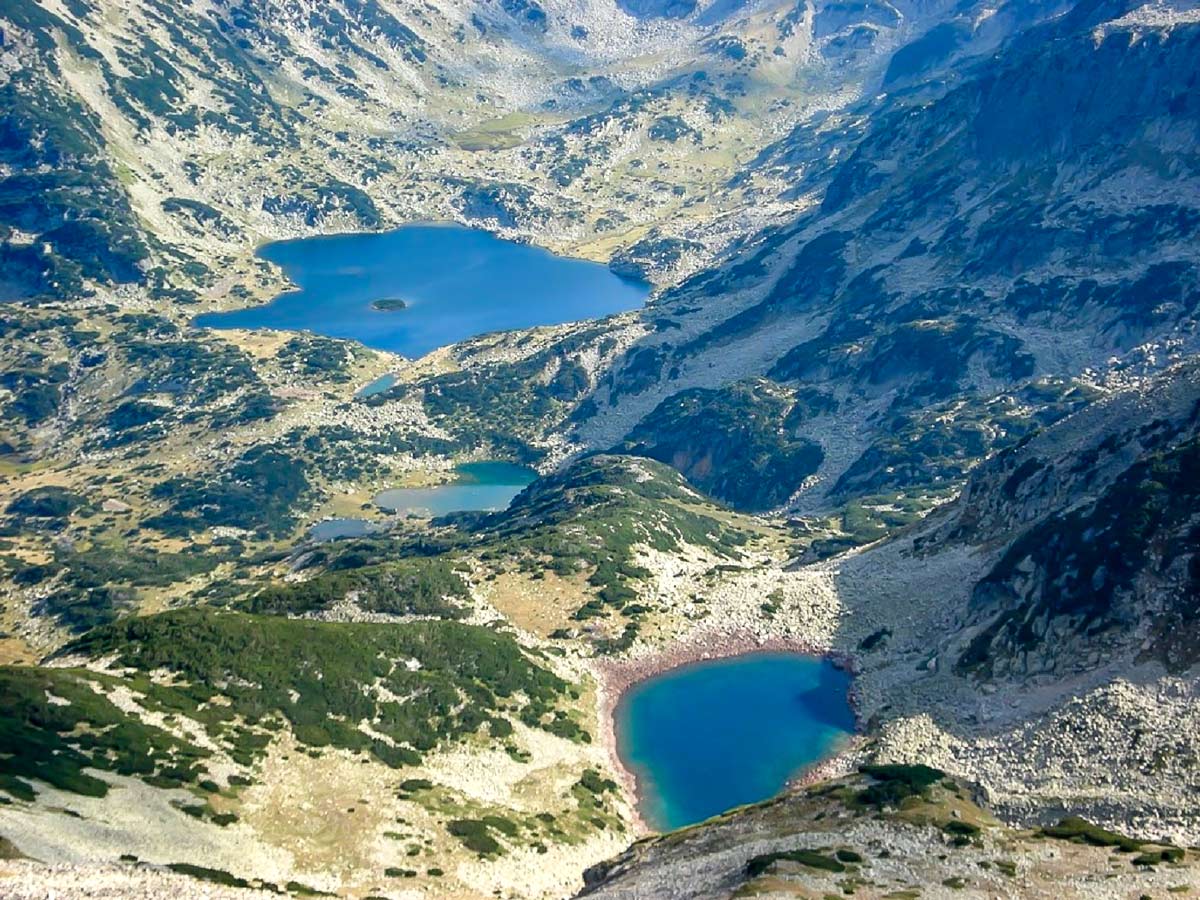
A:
1;0;1200;897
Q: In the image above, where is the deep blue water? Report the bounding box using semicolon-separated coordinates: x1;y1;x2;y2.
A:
374;461;536;516
615;652;854;831
194;224;649;358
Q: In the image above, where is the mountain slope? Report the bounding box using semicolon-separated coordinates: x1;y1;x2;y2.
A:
2;0;999;303
578;767;1200;898
561;0;1200;517
2;0;1200;896
0;0;1055;650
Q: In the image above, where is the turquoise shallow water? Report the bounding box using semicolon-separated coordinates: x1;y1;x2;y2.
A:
615;652;855;831
194;223;649;359
355;373;397;397
374;461;537;516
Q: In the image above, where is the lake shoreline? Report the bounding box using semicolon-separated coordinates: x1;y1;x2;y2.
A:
373;461;536;515
591;631;860;836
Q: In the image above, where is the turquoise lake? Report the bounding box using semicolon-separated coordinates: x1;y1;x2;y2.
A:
615;652;855;831
374;461;537;517
194;224;650;359
354;373;397;398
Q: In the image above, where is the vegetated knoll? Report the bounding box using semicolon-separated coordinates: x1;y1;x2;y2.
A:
239;554;472;620
488;455;745;559
0;608;582;805
578;767;1199;899
473;454;755;652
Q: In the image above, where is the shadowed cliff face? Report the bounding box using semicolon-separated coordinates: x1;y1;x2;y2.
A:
571;1;1200;530
934;365;1200;681
959;442;1200;678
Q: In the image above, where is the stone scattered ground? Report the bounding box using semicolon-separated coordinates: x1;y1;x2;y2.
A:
578;770;1200;900
0;861;280;900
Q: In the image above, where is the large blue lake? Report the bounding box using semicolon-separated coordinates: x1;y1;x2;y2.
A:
195;224;650;358
615;652;855;831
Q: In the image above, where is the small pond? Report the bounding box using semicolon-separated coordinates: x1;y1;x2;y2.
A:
374;461;537;517
307;518;382;542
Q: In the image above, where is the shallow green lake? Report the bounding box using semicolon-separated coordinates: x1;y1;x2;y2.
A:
374;461;537;517
354;373;397;397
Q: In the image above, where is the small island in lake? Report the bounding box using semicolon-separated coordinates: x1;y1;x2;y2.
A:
194;224;649;358
371;297;408;311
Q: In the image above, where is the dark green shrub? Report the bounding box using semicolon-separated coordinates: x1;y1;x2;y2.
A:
854;764;945;808
1039;817;1142;852
745;848;845;877
6;486;81;519
446;819;502;855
